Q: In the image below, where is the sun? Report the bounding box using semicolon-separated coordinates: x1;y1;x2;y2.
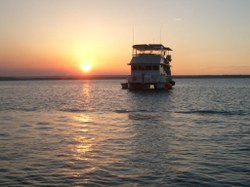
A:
81;64;91;73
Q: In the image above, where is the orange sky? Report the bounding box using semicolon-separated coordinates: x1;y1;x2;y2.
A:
0;0;250;76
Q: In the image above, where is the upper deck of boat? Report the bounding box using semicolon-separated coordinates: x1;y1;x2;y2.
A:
132;44;172;57
133;44;172;51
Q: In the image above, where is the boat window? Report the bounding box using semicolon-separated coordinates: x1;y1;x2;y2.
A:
131;65;137;71
145;66;151;70
153;66;159;70
138;66;144;70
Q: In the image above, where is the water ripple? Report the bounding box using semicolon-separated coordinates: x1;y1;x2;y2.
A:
175;109;249;116
0;79;250;186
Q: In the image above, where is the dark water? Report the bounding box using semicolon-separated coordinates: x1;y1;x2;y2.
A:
0;79;249;186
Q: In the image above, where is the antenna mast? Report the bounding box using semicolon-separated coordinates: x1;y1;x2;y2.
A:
160;25;162;44
132;25;134;45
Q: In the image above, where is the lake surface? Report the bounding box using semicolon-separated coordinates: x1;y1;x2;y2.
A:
0;79;249;186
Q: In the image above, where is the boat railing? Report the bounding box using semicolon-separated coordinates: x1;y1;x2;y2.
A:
132;50;165;57
132;44;172;57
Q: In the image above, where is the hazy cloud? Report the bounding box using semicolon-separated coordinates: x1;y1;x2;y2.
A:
174;18;182;22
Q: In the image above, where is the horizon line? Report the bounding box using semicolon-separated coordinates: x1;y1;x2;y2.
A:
1;74;250;81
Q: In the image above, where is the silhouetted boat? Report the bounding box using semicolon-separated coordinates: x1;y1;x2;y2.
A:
121;44;175;90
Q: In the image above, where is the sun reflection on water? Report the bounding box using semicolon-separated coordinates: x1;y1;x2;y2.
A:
62;112;98;179
75;137;93;156
72;114;94;161
74;114;91;123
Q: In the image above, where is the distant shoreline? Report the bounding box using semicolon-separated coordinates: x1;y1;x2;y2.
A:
0;75;250;81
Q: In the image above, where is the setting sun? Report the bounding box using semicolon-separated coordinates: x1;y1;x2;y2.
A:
81;64;91;73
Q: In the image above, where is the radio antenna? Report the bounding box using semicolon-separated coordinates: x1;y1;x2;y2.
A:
132;25;134;45
160;25;162;44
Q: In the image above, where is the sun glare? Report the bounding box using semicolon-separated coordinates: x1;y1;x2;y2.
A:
81;64;91;73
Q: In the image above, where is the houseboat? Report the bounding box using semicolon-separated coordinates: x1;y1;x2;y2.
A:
121;44;175;90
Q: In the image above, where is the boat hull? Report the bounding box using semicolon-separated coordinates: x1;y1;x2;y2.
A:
128;83;151;90
126;82;173;90
121;83;128;89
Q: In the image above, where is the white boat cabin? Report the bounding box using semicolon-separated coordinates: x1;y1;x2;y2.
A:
126;44;174;89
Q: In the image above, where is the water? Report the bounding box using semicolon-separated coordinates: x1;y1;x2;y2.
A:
0;79;249;186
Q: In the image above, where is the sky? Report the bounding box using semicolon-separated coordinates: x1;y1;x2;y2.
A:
0;0;250;76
